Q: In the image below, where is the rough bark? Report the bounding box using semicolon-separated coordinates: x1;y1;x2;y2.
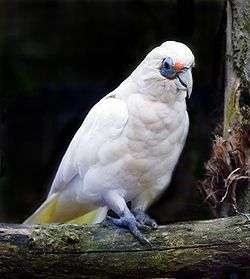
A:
224;0;249;136
224;0;250;214
0;216;249;279
199;0;250;217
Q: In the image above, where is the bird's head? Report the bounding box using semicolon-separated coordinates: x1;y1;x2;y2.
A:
133;41;195;99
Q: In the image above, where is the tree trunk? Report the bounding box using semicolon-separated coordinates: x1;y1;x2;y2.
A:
224;0;250;214
198;0;250;217
0;216;249;279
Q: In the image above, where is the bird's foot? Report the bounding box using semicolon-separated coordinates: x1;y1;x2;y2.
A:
132;209;158;229
106;210;151;246
235;210;250;222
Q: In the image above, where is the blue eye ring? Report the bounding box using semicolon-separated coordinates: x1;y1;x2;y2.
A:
160;57;175;78
163;59;171;70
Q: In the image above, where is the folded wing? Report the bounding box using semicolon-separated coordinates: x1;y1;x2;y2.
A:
48;94;129;197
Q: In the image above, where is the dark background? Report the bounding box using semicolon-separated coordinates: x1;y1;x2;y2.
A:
0;0;225;223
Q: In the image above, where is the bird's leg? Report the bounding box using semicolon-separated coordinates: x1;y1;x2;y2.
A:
107;208;151;245
131;190;159;229
103;190;151;245
234;208;250;222
132;209;158;229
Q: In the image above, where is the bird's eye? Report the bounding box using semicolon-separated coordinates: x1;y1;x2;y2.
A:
163;60;171;70
160;57;174;78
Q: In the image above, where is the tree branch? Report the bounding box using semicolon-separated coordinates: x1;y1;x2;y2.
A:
0;216;249;278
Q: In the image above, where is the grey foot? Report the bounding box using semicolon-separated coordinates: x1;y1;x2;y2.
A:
106;210;151;246
132;209;158;229
235;210;250;222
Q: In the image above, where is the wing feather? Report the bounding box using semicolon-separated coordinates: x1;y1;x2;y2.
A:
48;95;128;196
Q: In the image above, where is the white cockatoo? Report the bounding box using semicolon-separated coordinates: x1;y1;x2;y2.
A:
24;41;195;244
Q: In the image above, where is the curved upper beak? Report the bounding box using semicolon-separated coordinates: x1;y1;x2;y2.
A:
176;68;193;98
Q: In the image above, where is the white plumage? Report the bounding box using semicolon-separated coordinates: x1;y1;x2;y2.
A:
24;41;194;242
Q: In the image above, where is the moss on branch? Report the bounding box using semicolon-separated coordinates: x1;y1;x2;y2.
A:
0;216;249;278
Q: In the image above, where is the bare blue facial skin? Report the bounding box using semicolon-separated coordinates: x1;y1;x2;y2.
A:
160;57;189;90
160;57;176;79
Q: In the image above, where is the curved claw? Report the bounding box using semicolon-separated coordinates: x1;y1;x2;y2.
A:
106;213;151;246
132;210;158;229
235;211;250;223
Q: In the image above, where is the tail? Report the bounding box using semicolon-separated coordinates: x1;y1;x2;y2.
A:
23;193;108;225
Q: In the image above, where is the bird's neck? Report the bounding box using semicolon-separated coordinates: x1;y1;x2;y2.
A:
113;76;187;105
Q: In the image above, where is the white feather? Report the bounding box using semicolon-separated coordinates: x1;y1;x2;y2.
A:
28;41;195;223
48;95;129;198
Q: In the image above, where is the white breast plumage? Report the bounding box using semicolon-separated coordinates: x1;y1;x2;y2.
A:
121;93;188;197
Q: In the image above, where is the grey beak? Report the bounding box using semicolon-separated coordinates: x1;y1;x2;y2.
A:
177;68;193;98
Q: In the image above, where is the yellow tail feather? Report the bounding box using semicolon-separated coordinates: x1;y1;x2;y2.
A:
23;193;59;224
66;207;108;225
24;193;108;225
